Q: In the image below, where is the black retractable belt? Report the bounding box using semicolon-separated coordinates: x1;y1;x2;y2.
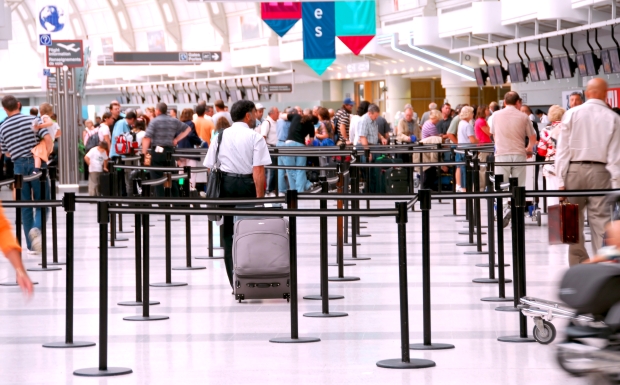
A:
43;192;95;348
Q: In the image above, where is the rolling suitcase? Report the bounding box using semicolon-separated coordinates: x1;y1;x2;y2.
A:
233;217;290;302
385;167;409;194
548;203;579;244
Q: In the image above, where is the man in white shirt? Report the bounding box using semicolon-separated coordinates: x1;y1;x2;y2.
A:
257;106;279;195
203;100;271;287
211;99;233;127
555;78;620;266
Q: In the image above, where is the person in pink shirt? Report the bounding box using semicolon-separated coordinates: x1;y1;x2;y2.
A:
474;105;492;189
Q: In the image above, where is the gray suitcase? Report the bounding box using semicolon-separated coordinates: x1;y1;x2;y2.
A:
233;217;290;302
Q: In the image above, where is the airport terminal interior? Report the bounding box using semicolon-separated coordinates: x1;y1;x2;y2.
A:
1;0;620;383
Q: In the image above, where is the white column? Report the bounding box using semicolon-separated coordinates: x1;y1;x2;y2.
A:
385;75;411;124
445;87;470;106
329;80;343;102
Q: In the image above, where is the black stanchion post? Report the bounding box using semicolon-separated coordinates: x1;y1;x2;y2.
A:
329;165;359;281
124;198;168;322
345;166;369;261
483;175;514;302
74;202;133;377
304;178;347;317
445;147;464;217
29;169;61;272
464;158;488;254
377;201;435;369
364;148;370;209
174;168;205;270
411;190;455;351
498;186;535;343
270;190;320;344
496;177;521;312
48;167;64;265
151;173;187;287
456;158;486;247
44;193;95;348
108;169;127;249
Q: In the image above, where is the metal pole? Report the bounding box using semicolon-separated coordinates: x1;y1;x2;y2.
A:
329;165;359;282
49;167;63;265
29;170;61;272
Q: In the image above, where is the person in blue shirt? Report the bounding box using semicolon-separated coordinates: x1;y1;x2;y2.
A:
109;111;136;195
276;107;295;195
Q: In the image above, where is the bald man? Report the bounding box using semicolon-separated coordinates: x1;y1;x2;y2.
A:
555;78;620;265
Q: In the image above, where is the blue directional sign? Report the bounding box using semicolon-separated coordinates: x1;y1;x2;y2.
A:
43;69;51;77
39;34;52;46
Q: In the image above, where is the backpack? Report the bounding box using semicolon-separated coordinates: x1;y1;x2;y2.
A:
115;132;137;155
85;130;100;152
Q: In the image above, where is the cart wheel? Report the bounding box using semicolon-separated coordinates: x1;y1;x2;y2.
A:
533;320;556;344
536;211;542;226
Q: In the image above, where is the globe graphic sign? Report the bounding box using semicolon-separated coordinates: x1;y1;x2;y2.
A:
39;5;65;33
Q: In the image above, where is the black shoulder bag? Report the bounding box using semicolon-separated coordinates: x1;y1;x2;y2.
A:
205;131;224;221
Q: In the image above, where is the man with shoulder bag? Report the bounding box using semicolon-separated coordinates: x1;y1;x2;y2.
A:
203;100;272;287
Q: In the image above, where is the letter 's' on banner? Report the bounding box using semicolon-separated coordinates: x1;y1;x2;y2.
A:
302;2;335;75
260;2;301;37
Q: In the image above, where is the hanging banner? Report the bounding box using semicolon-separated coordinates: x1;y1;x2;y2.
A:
335;1;376;55
261;3;302;38
302;2;335;75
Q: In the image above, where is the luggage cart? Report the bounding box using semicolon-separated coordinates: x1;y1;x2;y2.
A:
518;297;595;344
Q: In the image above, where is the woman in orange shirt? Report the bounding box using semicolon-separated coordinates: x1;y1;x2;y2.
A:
0;202;34;296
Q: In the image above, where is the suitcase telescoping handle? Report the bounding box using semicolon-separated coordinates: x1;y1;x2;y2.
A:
246;283;281;288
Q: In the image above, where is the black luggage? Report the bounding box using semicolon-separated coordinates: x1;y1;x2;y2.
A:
559;264;620;315
385;167;409;194
369;156;403;193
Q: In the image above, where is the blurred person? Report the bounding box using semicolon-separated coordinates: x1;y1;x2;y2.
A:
446;104;466;144
194;103;215;145
145;107;155;120
109;101;122;127
375;114;391;144
97;112;113;150
569;92;584;108
29;107;38;117
350;101;370;145
357;104;382;148
420;102;438;126
31;103;55;173
84;141;109;196
421;109;442;139
255;103;265;125
436;103;452;137
395;106;418;143
212;99;233;126
206;105;214;118
169;108;178;119
556;78;620;265
276;108;293;195
334;98;354;145
95;116;102;127
537;105;564;206
109;111;137;196
176;108;203;188
328;108;335;121
212;117;231;142
456;106;478;191
0;201;34;296
280;110;316;191
535;109;550;129
259;106;279;196
315;107;334;144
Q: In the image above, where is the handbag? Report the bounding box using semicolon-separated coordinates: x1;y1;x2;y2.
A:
205;131;224;221
548;202;579;244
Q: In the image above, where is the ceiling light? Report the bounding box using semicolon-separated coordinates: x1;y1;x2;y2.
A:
426;67;432;70
385;70;390;75
409;67;414;72
401;68;406;73
327;67;334;71
399;59;405;63
383;61;389;64
418;66;424;71
392;69;398;74
391;60;397;64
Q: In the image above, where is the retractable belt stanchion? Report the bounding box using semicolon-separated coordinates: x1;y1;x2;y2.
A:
496;177;521;313
410;189;455;351
482;175;514;302
345;166;369;261
151;173;187;287
74;202;133;377
455;151;470;223
118;182;160;307
456;159;485;247
1;175;38;286
48;167;64;265
29;170;61;272
329;165;359;281
44;193;95;348
110;163;128;242
304;179;347;317
270;191;320;344
377;201;435;369
107;170;127;249
158;152;180;222
304;177;344;301
445;147;463;217
115;162;131;234
174;167;206;270
464;159;488;254
498;186;535;343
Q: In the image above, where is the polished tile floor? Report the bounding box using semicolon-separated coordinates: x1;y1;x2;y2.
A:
0;190;597;384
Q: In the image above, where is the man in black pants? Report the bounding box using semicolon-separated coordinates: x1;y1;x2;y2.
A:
203;100;271;287
142;102;191;197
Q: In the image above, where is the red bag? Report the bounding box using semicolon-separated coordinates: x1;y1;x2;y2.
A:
548;203;580;244
115;132;137;155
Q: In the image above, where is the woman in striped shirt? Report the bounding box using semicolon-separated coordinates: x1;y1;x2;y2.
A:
421;109;442;139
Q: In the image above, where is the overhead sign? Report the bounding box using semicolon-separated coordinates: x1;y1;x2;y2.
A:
113;52;222;64
43;68;51;76
39;34;52;46
46;39;83;67
47;74;57;89
259;84;293;93
346;61;370;73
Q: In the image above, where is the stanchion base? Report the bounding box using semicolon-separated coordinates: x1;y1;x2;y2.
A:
328;262;355;267
458;231;486;235
303;311;348;318
104;245;128;249
269;336;321;344
117;300;160;306
497;335;536;343
0;281;38;286
27;267;61;272
43;341;95;349
172;266;206;270
495;306;520;312
116;231;133;234
74;367;133;377
481;296;514;302
150;282;188;287
410;343;455;350
328;276;360;282
463;251;489;255
456;242;487;247
38;262;66;266
113;238;129;242
195;256;225;260
376;358;436;369
123;315;169;321
476;263;510;267
303;294;344;300
331;243;361;247
473;278;512;284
